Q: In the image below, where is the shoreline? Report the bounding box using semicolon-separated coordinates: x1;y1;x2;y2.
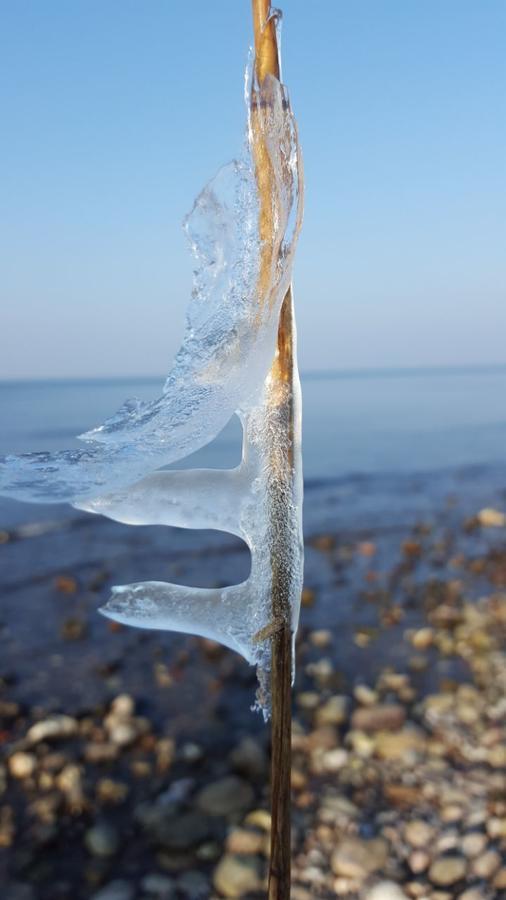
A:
0;472;505;897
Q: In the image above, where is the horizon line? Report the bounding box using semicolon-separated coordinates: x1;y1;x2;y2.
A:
3;362;506;386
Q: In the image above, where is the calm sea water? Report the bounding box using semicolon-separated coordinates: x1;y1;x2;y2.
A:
1;368;506;527
2;368;506;472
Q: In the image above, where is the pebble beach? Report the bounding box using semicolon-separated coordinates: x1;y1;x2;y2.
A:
1;464;505;899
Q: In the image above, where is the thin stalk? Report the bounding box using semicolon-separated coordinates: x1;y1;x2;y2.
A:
267;291;294;900
251;2;294;897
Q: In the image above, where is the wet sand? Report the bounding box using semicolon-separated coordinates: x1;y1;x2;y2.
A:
0;468;505;898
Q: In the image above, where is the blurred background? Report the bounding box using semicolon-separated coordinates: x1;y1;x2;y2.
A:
1;3;505;899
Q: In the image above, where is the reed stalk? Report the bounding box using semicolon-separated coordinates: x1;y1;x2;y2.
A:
251;2;295;896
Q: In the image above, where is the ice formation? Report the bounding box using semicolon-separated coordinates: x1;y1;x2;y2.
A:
0;37;304;713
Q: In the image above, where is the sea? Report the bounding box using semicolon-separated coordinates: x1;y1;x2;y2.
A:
1;367;506;531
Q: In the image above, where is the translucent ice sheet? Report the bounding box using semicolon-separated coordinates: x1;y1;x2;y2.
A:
0;51;304;714
0;74;301;506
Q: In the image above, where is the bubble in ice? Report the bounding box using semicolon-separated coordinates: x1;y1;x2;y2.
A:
0;59;304;715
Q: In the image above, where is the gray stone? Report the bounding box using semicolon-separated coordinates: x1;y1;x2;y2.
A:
4;884;36;900
140;873;176;898
229;736;268;778
137;805;216;849
180;742;203;763
458;889;488;900
85;823;120;858
91;881;134;900
196;776;254;817
176;870;210;898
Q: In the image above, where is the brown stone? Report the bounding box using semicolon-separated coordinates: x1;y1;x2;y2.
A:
26;715;78;745
408;850;430;874
225;828;265;855
213;854;264;898
471;849;501;879
351;704;405;733
405;819;434;848
309;629;333;648
8;752;36;779
331;837;388;880
429;856;467;886
411;627;434;650
311;534;335;552
54;574;78;594
375;727;427;760
477;507;506;527
493;867;506;890
357;541;376;558
315;695;348;726
301;587;316;607
354;684;378;706
402;540;422;558
461;832;487;858
383;783;422;808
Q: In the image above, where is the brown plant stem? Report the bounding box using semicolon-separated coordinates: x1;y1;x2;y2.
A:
267;291;294;900
251;2;294;897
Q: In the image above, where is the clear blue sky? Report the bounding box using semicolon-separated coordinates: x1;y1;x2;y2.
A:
1;1;505;379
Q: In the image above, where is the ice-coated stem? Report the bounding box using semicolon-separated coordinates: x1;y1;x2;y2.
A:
267;290;296;900
251;2;295;896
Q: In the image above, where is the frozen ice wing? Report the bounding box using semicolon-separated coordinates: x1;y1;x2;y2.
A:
101;582;255;660
0;71;301;505
97;310;304;713
77;467;245;536
0;50;304;716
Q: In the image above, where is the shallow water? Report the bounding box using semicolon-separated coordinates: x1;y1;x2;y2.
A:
3;367;506;467
1;366;506;528
2;370;505;588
